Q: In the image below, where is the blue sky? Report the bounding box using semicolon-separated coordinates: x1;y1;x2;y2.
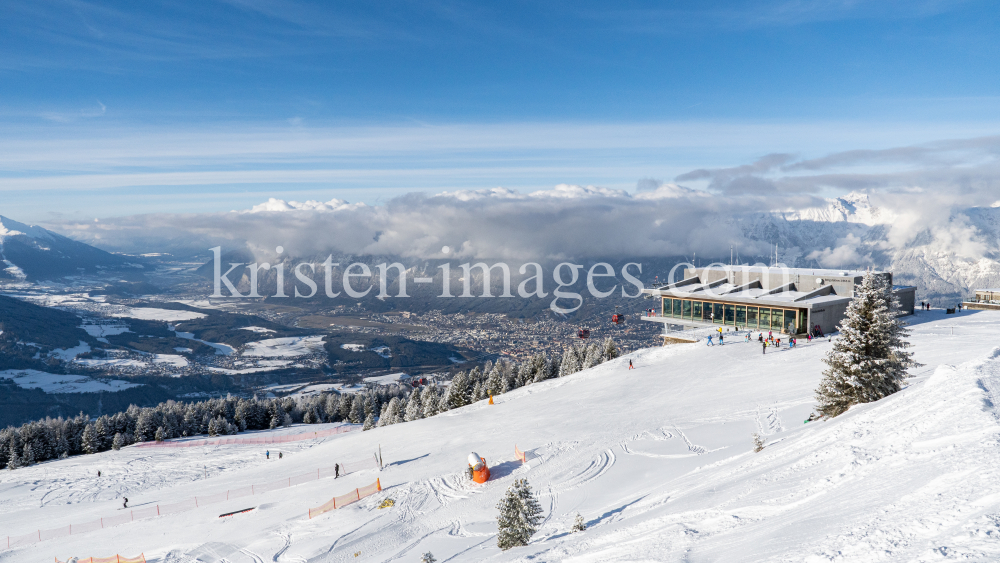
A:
3;0;1000;222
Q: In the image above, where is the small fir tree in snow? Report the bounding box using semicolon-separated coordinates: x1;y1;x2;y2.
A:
420;552;437;563
572;513;587;532
421;385;440;418
496;478;543;550
752;433;765;453
815;270;915;417
7;443;21;470
22;443;35;466
362;412;375;431
559;347;580;377
486;362;505;396
154;426;166;442
82;424;100;454
112;432;125;451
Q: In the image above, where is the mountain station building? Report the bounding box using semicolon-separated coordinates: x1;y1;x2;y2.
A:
641;266;916;336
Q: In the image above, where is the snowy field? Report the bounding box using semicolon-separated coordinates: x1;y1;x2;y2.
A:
3;309;1000;562
242;336;326;358
0;369;140;393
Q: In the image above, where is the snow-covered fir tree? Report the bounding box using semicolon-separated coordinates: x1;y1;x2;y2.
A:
496;478;543;550
602;336;619;361
349;395;366;424
421;384;440;418
82;424;100;454
815;270;915;417
112;432;125;451
420;552;436;563
752;433;765;453
447;371;471;409
22;443;35;466
362;412;375;431
572;513;587;532
404;391;423;422
559;347;580;377
154;426;166;442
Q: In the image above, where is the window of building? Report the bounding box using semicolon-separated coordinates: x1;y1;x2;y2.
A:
713;303;723;323
673;299;682;317
747;306;758;328
759;307;770;329
662;298;671;317
735;305;746;325
693;301;703;320
772;309;785;329
797;309;807;333
784;310;796;333
682;300;692;319
724;304;735;324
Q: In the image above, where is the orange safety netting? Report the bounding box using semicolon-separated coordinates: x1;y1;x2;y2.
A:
6;455;381;551
134;425;355;449
308;479;382;519
56;554;145;563
515;445;526;462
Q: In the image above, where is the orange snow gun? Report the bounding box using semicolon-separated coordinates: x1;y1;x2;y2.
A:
468;452;491;483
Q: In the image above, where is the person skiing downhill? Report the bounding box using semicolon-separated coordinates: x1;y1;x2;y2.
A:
628;359;634;370
123;497;128;509
266;450;269;460
335;463;340;478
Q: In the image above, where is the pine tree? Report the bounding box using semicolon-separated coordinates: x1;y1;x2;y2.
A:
815;270;915;417
22;443;35;466
82;424;100;454
752;433;765;453
363;412;375;431
350;394;366;424
420;553;437;563
559;347;580;377
496;478;543;550
112;432;125;451
602;337;619;361
404;392;423;422
447;371;471;409
584;343;604;369
486;362;504;396
572;513;586;532
7;442;21;470
421;385;440;417
155;426;166;442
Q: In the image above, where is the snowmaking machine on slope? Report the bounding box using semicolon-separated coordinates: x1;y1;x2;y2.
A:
468;452;491;483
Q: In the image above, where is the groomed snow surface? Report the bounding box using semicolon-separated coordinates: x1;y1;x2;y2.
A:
3;310;1000;562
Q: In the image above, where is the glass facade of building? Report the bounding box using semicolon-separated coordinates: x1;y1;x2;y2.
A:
660;297;807;333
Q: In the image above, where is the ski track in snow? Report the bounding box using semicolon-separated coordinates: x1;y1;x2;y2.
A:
5;310;1000;562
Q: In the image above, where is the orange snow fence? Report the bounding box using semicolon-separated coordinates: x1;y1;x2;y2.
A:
5;455;380;552
56;554;145;563
515;445;526;463
308;479;382;519
134;425;355;449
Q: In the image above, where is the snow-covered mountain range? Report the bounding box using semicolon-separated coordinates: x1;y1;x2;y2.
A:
735;192;1000;303
0;216;139;281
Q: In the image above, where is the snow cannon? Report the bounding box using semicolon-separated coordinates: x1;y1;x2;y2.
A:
468;452;491;483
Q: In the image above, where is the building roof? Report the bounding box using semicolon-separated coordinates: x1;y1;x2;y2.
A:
692;265;876;277
976;288;1000;292
642;282;851;309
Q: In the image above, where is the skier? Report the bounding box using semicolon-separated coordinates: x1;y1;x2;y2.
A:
758;333;763;343
123;497;128;509
97;470;101;478
707;335;714;346
279;452;283;459
719;334;724;346
335;463;340;478
762;341;767;355
266;450;270;460
628;359;634;370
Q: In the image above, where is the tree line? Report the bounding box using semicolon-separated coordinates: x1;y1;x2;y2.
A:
1;337;618;470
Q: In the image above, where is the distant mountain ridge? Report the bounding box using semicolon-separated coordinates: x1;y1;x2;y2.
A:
735;192;1000;303
0;215;140;281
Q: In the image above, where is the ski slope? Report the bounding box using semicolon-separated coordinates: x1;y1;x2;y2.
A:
3;309;1000;562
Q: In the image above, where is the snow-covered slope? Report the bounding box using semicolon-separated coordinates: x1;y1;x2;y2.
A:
3;309;1000;562
0;215;137;281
